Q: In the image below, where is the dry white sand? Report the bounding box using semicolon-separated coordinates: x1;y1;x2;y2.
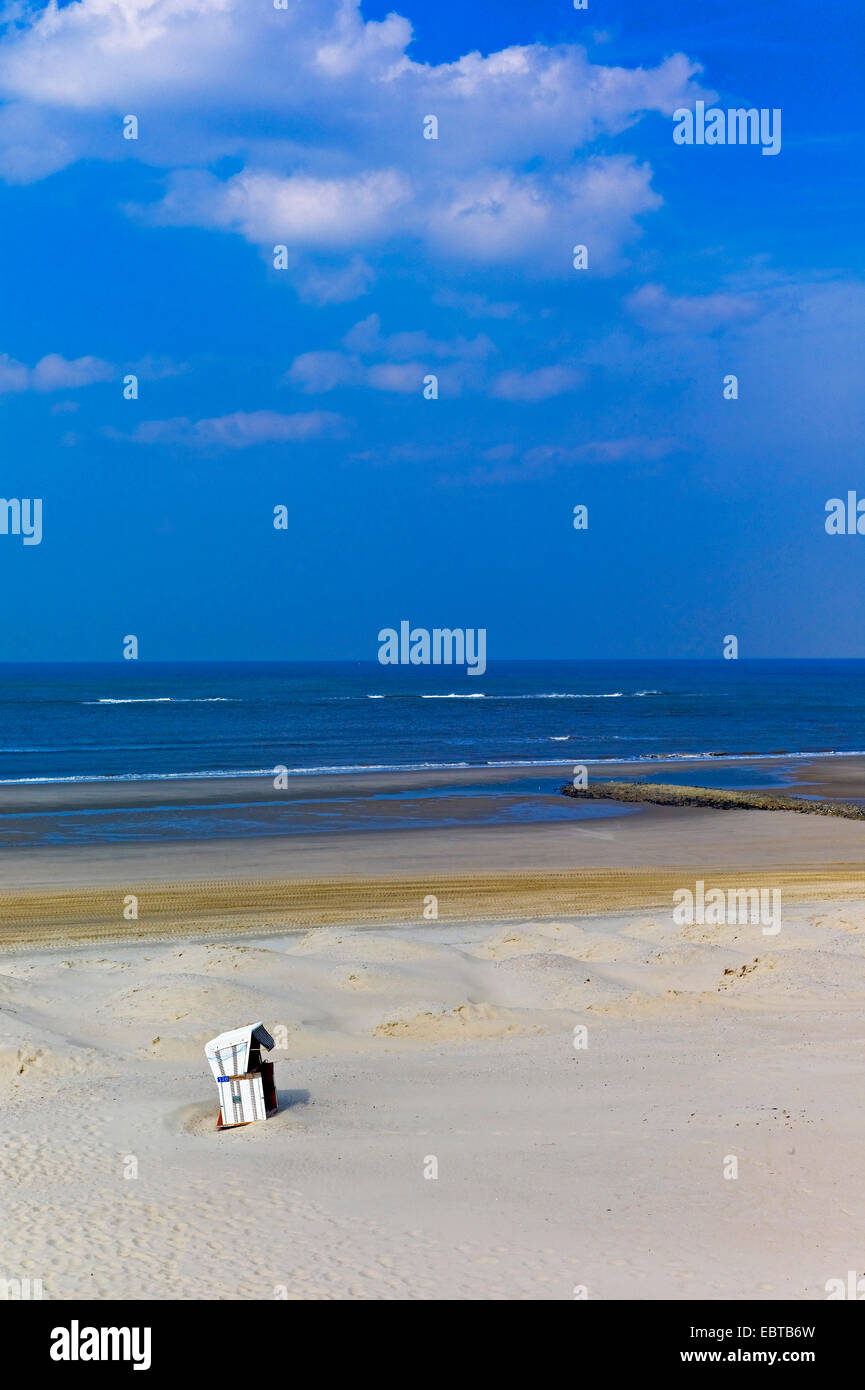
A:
1;899;864;1301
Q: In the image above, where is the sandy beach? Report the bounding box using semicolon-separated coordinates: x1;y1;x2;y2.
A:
0;0;859;1332
2;899;865;1300
1;755;864;1299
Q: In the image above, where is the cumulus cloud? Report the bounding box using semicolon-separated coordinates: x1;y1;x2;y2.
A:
421;158;662;272
295;256;375;305
0;351;114;392
286;350;469;397
625;282;762;333
286;314;497;395
287;351;363;393
147;168;411;248
490;365;582;402
0;0;707;281
143;156;662;277
341;314;495;362
152;154;661;276
0;2;703;159
365;361;427;394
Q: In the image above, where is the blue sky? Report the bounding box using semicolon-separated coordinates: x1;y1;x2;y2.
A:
0;0;862;661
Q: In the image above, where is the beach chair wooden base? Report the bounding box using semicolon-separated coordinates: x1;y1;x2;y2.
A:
216;1106;278;1131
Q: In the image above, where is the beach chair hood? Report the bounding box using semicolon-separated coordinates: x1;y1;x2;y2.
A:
204;1022;275;1080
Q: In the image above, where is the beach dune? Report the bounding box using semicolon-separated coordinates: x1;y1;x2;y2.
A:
1;893;864;1300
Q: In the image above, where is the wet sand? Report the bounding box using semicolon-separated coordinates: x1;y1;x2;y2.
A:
2;751;864;815
0;755;862;949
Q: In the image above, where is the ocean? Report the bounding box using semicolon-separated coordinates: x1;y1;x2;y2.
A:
0;660;863;846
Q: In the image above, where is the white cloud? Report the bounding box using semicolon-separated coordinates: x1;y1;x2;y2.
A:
31;353;114;390
128;354;189;380
0;0;707;279
433;289;521;320
287;351;363;393
296;256;375;305
341;313;495;361
625;283;762;333
678;279;865;469
116;409;346;448
287;352;460;397
423;159;662;272
491;365;582;402
0;351;114;392
148;168;410;248
0;354;29;393
458;435;676;484
365;361;425;394
286;314;497;395
0;2;703;155
535;437;675;465
146;157;661;276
